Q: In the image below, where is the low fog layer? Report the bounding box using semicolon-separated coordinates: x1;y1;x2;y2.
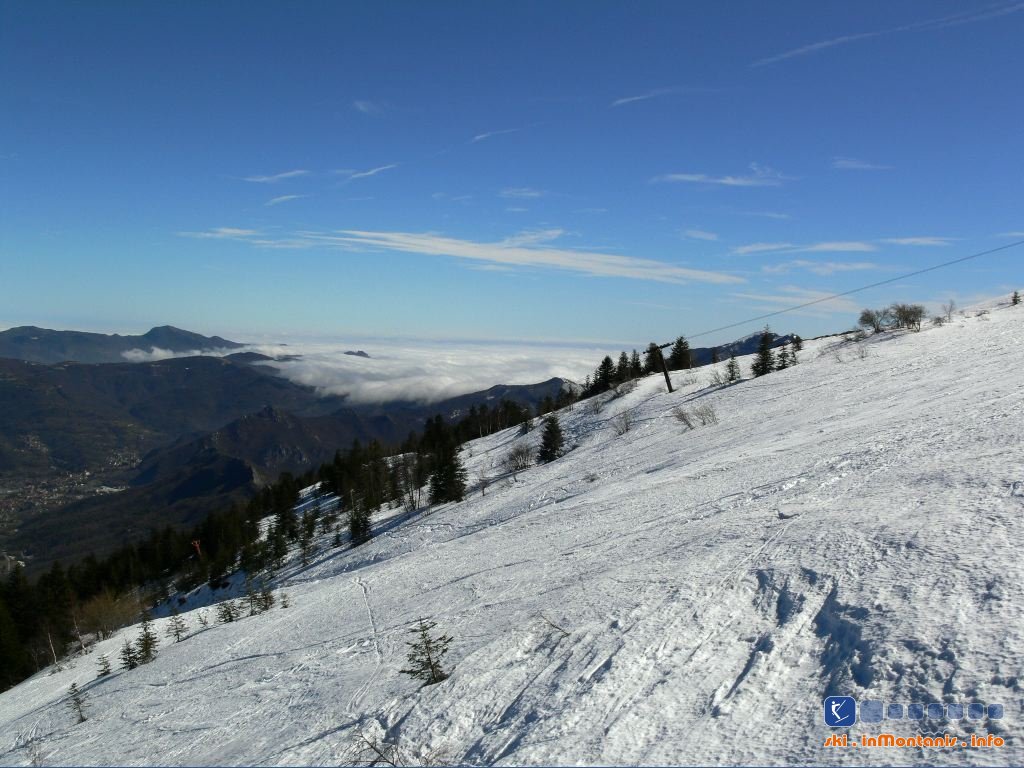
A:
246;340;607;404
123;339;611;404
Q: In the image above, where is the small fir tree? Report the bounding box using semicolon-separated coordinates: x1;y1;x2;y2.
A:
165;609;188;642
216;600;239;624
119;638;139;671
136;612;159;663
280;592;290;609
196;609;210;629
726;355;741;383
776;346;790;370
67;683;88;724
791;334;804;352
750;326;776;377
96;653;112;678
667;336;692;370
537;416;564;463
399;618;452;686
1013;291;1020;306
629;349;643;379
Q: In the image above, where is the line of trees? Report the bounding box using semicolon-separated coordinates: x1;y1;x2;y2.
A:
0;393;545;692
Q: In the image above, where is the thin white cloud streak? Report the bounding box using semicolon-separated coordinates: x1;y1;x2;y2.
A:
733;242;796;255
740;210;792;220
798;241;877;253
762;260;881;276
471;128;521;143
243;170;309;183
685;229;719;241
121;346;241;362
880;237;955;246
997;231;1024;238
336;164;398;180
832;157;892;171
500;187;546;199
352;100;381;114
732;240;877;255
245;340;608;404
753;2;1024;67
307;229;744;285
730;286;861;315
178;227;261;239
654;162;790;187
610;86;707;107
265;195;305;207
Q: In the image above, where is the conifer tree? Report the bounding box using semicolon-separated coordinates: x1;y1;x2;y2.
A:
537;416;564;463
136;612;159;663
1013;291;1020;306
119;638;139;670
96;653;111;678
667;336;691;370
428;426;467;504
595;356;615;392
629;349;643;379
776;346;790;370
165;608;188;642
750;326;776;377
67;682;88;723
791;334;803;352
399;618;452;686
726;355;741;383
616;351;631;383
216;600;239;624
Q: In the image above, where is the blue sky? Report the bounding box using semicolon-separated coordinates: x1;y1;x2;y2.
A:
2;1;1022;349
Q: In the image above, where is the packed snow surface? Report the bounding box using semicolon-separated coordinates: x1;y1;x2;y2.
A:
1;300;1022;765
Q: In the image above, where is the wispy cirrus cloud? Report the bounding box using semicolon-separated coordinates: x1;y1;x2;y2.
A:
500;187;547;199
831;157;892;171
684;229;719;241
610;86;709;107
243;169;309;183
880;236;955;246
178;227;261;239
762;259;882;276
653;162;790;187
335;164;399;181
300;229;743;285
753;2;1024;67
471;127;521;143
732;242;796;255
997;231;1024;238
730;286;861;315
732;240;877;255
352;100;382;114
265;194;305;207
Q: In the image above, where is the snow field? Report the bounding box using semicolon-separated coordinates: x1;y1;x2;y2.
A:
1;299;1022;765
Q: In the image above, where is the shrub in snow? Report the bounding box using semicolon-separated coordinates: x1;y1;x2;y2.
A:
399;618;452;687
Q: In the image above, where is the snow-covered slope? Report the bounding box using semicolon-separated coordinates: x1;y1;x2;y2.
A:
2;300;1022;766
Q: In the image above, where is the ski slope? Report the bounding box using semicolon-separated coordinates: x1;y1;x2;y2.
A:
1;299;1022;766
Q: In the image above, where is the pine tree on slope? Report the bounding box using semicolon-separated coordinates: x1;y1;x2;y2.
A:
537;416;565;463
399;618;452;686
750;326;776;377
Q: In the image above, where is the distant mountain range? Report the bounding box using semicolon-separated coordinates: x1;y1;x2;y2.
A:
0;323;794;571
0;333;568;569
0;325;243;364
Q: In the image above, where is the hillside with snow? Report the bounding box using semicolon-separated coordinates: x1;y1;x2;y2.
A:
1;299;1021;766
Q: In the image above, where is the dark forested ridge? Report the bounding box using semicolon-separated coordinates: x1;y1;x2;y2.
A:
0;325;243;365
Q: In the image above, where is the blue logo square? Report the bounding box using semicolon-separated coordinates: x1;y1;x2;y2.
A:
947;703;963;719
968;703;986;720
824;696;856;727
988;704;1004;720
887;703;904;720
927;703;944;719
860;700;884;723
908;703;924;720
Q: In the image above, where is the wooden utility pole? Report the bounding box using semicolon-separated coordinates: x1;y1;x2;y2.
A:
652;343;674;393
